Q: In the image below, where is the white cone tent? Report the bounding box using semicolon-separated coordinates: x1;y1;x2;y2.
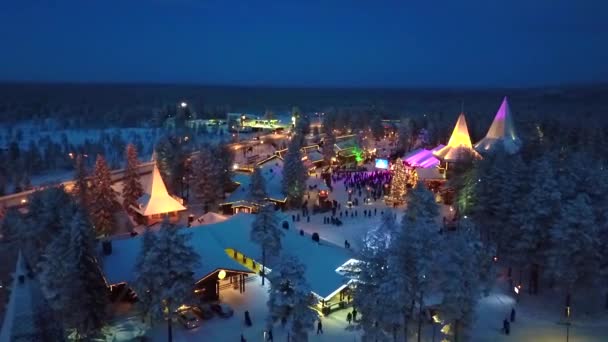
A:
475;96;521;154
1;251;64;341
433;113;481;162
131;164;186;217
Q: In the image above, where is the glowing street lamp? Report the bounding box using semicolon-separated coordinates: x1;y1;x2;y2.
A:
180;102;187;108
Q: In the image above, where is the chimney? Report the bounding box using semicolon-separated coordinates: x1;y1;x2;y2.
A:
102;240;113;255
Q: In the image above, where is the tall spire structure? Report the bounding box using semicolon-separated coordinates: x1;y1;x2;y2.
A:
475;96;521;154
433;113;480;162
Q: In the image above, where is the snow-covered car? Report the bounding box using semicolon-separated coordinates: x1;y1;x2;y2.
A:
210;303;234;318
176;307;201;329
192;304;214;320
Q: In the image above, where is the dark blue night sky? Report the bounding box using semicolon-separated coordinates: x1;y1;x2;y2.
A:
1;0;607;87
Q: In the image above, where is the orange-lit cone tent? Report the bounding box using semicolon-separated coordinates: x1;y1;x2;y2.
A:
475;96;521;154
433;113;481;163
130;164;186;224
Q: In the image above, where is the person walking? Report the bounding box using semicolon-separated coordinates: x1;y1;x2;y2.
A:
503;318;510;335
347;312;352;325
244;310;252;326
352;308;358;322
317;320;323;335
510;308;516;322
267;328;273;341
240;333;247;342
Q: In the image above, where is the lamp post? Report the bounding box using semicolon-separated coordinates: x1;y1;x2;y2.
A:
565;294;571;342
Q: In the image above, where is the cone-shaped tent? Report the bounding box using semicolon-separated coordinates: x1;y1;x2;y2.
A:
131;164;186;217
1;251;65;341
475;97;521;154
433;113;481;162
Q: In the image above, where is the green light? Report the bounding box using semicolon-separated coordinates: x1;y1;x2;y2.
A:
353;147;363;163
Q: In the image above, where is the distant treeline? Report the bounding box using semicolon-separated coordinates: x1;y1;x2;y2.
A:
1;82;607;128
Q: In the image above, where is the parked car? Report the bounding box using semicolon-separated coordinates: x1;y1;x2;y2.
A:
210;303;234;318
176;307;201;329
192;304;214;320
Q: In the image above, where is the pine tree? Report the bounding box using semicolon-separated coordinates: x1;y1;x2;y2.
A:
215;143;234;193
438;227;482;342
251;204;283;285
133;219;200;340
0;207;22;242
155;136;187;194
72;154;89;206
350;216;393;341
90;155;118;236
282;137;308;208
546;194;600;298
322;129;336;165
266;254;317;342
134;227;158;324
389;158;407;205
64;209;108;339
39;209;108;339
193;147;224;210
249;167;268;204
510;156;560;290
122;144;144;215
398;118;414;152
404;181;438;223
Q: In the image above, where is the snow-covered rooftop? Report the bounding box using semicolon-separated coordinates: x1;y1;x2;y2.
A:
101;213;353;300
199;214;354;300
405;145;444;168
223;157;286;204
101;228;252;285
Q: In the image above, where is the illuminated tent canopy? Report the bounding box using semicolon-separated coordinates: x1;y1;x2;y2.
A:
475;96;522;154
433;113;481;162
131;164;186;218
405;145;444;168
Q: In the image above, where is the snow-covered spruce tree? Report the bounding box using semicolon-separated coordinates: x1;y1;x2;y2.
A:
404;181;438;223
23;186;75;263
545;193;600;303
193;147;224;211
384;188;440;342
389;158;407;205
438;225;482;342
89;155;118;236
251;204;283;285
282;136;308;208
293;107;310;136
397;118;414;152
72;154;89;206
63;209;108;339
509;155;561;292
122;144;144;215
267;253;317;342
133;218;200;340
322;129;336;165
249;167;268;204
154;136;187;194
214;143;235;193
133;227;158;324
39;208;107;339
349;212;398;341
0;207;22;242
